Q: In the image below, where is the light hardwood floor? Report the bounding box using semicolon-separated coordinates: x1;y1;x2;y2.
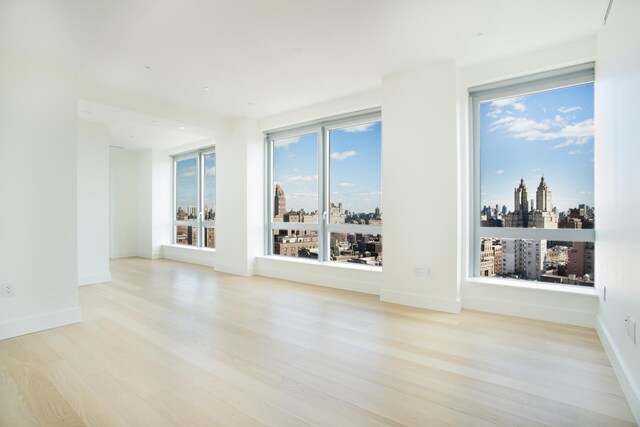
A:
0;257;636;426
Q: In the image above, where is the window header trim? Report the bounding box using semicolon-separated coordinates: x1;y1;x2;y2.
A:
469;62;595;101
264;108;381;139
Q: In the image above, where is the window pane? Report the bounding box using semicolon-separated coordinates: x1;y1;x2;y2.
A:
329;121;382;225
203;153;216;221
176;225;198;246
273;229;318;259
330;232;382;267
203;226;215;249
479;238;594;286
175;157;198;220
272;133;318;224
479;83;594;229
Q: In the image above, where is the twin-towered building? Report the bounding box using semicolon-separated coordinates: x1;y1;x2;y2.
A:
504;176;558;229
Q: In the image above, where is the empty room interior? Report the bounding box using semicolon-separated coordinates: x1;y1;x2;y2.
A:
1;0;639;425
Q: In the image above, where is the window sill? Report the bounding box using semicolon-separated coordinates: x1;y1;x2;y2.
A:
465;276;598;297
256;255;382;273
163;244;216;253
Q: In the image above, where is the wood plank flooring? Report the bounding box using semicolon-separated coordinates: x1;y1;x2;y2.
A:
0;257;636;426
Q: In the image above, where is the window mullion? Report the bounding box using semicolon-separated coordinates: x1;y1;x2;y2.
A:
320;126;329;262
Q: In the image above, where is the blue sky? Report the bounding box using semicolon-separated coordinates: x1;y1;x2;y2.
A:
273;121;382;214
480;83;594;212
175;154;216;212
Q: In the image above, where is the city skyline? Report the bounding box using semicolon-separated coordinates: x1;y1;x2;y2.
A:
273;120;382;215
175;154;216;214
480;83;594;212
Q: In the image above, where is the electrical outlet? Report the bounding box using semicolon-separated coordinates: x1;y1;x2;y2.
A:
1;283;15;298
625;313;631;335
414;267;431;277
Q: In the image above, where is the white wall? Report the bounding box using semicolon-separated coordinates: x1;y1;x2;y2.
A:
0;50;81;339
215;118;264;276
109;147;139;258
595;0;640;420
460;37;600;327
77;120;111;285
380;60;461;313
137;148;172;259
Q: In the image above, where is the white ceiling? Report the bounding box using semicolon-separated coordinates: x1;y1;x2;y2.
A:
2;0;607;148
78;100;212;150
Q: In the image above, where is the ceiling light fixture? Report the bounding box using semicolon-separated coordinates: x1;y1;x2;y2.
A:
145;65;151;70
178;126;186;130
203;87;211;92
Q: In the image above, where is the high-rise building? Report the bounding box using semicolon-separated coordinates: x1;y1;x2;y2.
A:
502;239;547;280
205;227;215;248
505;178;529;227
567;241;595;279
536;176;553;212
514;178;529;213
274;184;286;217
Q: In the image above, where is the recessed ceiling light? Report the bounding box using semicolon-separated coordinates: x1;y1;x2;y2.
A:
145;65;151;70
178;126;186;130
248;102;254;106
203;87;211;92
476;32;483;37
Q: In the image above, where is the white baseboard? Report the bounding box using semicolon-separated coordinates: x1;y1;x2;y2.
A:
163;245;215;268
463;294;596;328
78;272;111;286
597;316;640;424
215;262;254;277
0;307;82;341
110;250;139;259
380;289;461;313
254;256;381;294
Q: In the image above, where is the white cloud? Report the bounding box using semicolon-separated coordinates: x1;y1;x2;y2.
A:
338;182;355;187
274;136;300;149
205;166;216;176
179;166;197;178
568;151;578;155
278;174;318;182
553;140;575;149
490;96;526;112
559;106;582;113
493;115;594;143
495;169;504;175
487;108;502;118
343;123;375;133
330;150;357;161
